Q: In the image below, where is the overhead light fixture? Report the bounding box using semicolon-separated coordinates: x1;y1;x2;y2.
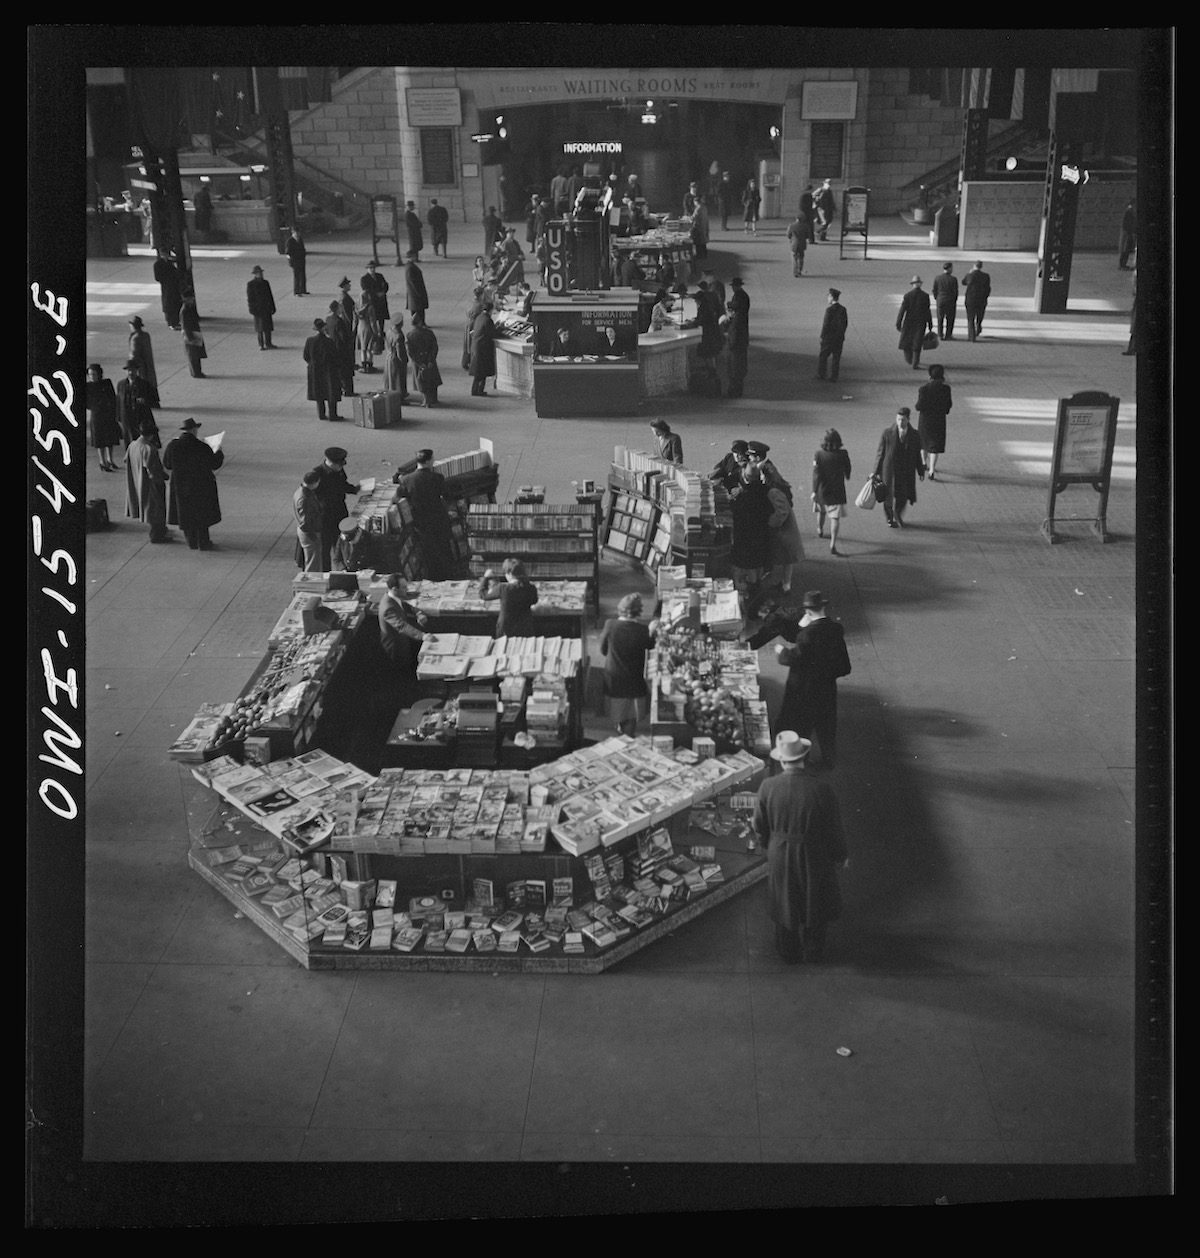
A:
498;126;508;139
239;174;251;182
641;113;657;125
769;125;781;140
645;100;653;109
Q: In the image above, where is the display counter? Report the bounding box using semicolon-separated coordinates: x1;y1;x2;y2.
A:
638;326;702;398
494;336;535;398
612;230;696;288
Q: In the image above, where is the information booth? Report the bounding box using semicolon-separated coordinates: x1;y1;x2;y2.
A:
531;290;642;417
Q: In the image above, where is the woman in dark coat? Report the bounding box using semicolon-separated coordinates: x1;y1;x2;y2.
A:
303;319;343;421
811;427;852;554
741;179;761;233
468;305;497;397
896;275;933;369
914;363;952;479
599;593;658;736
753;731;848;963
479;558;539;639
162;417;223;550
128;316;160;407
85;363;122;470
406;312;442;407
382;318;411;398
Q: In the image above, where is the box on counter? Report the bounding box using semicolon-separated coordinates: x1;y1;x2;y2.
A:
242;736;273;767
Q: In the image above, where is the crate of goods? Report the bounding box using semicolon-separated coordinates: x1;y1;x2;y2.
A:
351;390;402;429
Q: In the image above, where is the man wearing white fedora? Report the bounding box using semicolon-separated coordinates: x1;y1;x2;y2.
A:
753;730;849;963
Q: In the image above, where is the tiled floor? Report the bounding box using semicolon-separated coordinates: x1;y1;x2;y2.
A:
53;212;1160;1214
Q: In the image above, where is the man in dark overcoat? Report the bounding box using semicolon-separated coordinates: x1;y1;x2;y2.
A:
962;260;991;341
932;262;959;340
817;288;849;382
896;275;933;368
311;447;359;572
405;202;424;259
873;407;926;528
799;186;817;243
710;439;749;492
726;276;751;398
815;179;837;241
1118;200;1137;270
394;449;456;579
360;259;390;323
285;228;309;295
770;591;852;770
786;215;808;277
468;304;497;397
116;360;157;448
193;184;213;234
427;199;450;257
753;731;849;962
246;265;276;349
162;418;224;550
730;463;772;608
303;319;343;423
153;252;183;329
326;301;356;397
405;252;429;321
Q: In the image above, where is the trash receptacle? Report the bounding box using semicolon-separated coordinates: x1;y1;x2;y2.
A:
934;205;959;247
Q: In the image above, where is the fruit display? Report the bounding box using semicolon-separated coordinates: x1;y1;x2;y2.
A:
684;686;745;749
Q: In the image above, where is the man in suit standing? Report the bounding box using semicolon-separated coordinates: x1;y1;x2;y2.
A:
285;228;309;295
153;251;183;330
427;198;449;257
962;260;991;341
394;449;456;579
726;276;751;398
116;359;157;447
787;214;809;277
405;201;424;259
246;264;276;349
932;261;959;340
769;590;852;771
896;275;933;369
405;251;429;323
873;407;926;529
816;288;849;382
311;447;359;572
799;186;817;243
815;180;837;241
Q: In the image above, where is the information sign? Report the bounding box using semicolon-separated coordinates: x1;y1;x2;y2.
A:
1041;391;1120;543
371;194;401;265
839;185;869;260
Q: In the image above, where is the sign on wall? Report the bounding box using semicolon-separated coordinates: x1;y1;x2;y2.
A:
405;88;463;128
801;81;859;120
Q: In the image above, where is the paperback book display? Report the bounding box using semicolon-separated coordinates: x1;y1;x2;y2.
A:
407;579;588;617
184;732;767;970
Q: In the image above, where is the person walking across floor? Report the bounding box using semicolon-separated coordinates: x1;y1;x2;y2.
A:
427;198;449;257
124;421;172;543
407;313;442;407
815;179;837;241
285;227;309;295
311;447;358;572
932;261;959;340
394;449;456;579
1118;199;1137;270
741;178;761;234
86;363;122;471
304;319;343;422
478;557;539;639
153;251;182;330
163;417;223;550
650;418;683;464
896;275;933;369
962;260;991;341
116;359;157;448
292;469;324;572
468;301;497;397
874;407;926;528
726;276;751;398
915;363;952;480
179;296;207;378
404;201;424;259
753;729;849;963
787;213;808;277
246;265;276;350
772;591;852;771
816;288;848;383
811;427;852;554
599;593;660;737
127;316;160;407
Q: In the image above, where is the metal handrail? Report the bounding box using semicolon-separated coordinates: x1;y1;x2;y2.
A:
900;121;1046;204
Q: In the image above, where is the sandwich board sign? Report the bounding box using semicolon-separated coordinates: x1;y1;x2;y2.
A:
1040;391;1120;543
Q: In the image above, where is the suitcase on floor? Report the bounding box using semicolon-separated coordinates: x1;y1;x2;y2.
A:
85;498;110;531
351;390;402;429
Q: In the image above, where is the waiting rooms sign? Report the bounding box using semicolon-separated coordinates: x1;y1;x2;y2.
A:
465;68;798;107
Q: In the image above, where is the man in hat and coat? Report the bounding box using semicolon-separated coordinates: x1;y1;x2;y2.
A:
124;420;171;543
405;251;429;321
873;407;926;528
303;319;343;422
814;179;837;241
768;591;852;770
153;251;183;330
468;302;497;397
962;260;991;341
896;275;933;369
293;469;324;572
116;359;157;448
333;516;371;573
311;447;359;572
932;261;959;340
786;213;809;277
817;289;849;382
730;462;773;611
163;418;223;550
710;439;750;492
246;265;276;349
394;449;456;579
427;198;450;257
361;259;390;324
405;201;424;259
745;440;792;503
285;227;309;296
326;300;357;397
127;316;160;407
753;730;849;962
726;277;751;398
